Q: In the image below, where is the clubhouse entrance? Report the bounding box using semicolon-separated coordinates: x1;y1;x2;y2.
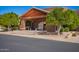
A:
25;20;36;30
25;19;46;31
19;7;48;31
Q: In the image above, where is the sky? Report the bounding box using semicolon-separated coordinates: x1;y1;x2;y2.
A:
0;6;79;15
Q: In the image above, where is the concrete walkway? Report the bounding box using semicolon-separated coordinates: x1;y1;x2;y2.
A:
0;30;79;43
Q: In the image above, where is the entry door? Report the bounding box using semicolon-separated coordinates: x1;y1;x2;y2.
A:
25;21;32;30
31;22;35;30
25;21;36;30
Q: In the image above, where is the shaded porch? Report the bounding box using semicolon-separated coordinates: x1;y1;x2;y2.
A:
19;16;46;31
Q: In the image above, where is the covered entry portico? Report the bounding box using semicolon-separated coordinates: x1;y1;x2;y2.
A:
19;7;49;31
19;16;46;31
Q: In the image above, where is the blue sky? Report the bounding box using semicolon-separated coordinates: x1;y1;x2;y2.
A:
0;6;79;15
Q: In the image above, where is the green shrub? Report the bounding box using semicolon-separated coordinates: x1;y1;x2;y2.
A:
72;33;77;37
61;27;69;32
12;27;18;30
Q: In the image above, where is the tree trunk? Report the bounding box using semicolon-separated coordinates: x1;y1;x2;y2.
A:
57;25;61;35
7;26;11;31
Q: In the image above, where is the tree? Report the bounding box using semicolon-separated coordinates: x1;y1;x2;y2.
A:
0;12;19;31
64;10;79;30
46;8;79;34
46;8;65;34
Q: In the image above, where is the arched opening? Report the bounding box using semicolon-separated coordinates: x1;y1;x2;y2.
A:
25;20;36;30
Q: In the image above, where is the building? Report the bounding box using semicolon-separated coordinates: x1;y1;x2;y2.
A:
19;7;68;31
19;7;54;30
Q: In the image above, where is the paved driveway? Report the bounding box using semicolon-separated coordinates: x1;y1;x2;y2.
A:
0;34;79;52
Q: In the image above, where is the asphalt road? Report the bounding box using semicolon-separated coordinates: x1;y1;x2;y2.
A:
0;34;79;52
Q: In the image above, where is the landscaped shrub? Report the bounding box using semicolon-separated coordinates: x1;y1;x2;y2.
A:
12;27;18;30
61;27;69;32
72;32;77;37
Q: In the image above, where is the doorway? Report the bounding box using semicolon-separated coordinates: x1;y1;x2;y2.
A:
25;20;36;30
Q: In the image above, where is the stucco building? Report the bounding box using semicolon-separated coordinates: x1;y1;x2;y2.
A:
19;7;54;30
